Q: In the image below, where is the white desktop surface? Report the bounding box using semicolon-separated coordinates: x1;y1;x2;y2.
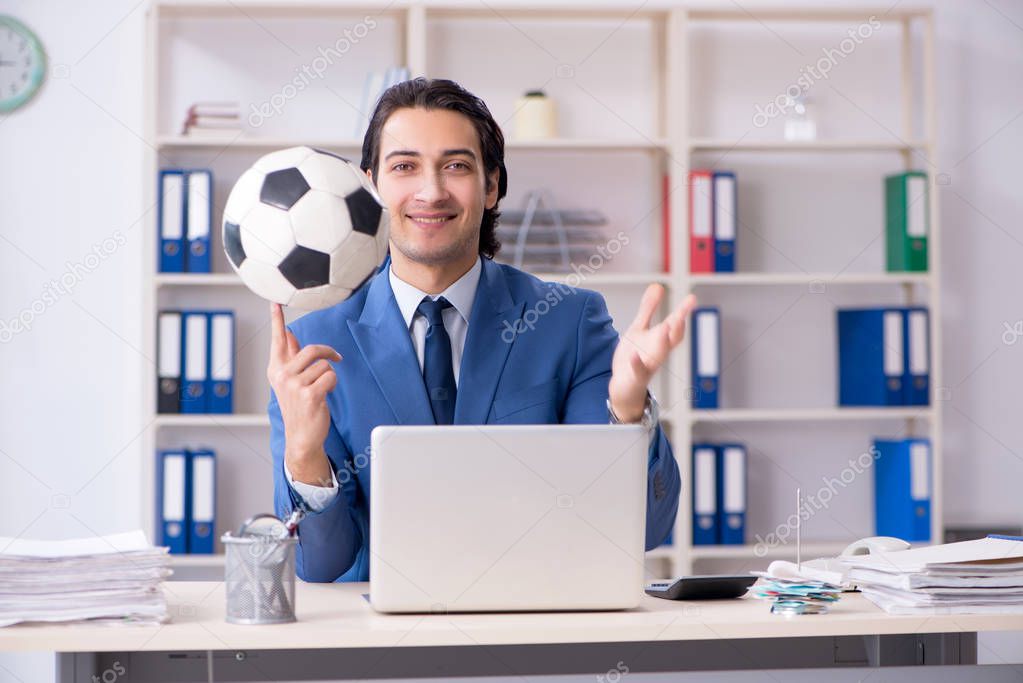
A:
1;582;1022;653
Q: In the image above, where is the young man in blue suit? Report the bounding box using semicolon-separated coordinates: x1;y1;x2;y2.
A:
268;78;696;582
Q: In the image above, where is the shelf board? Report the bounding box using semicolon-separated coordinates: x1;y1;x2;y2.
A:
157;1;405;19
688;8;930;22
689;138;928;153
505;138;669;152
157;135;668;153
690;541;850;560
156;135;365;151
532;272;672;286
689;407;933;423
155;273;243;287
155;414;270;428
156;272;672;288
688;272;930;287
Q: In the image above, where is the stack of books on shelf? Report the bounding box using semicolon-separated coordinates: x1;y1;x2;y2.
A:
181;101;242;138
0;531;171;627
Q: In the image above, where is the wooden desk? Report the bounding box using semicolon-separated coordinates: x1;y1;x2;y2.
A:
1;582;1020;681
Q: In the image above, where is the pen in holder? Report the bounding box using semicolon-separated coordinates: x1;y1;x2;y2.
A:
222;513;300;624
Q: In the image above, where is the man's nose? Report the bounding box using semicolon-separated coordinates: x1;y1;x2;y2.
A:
414;171;450;203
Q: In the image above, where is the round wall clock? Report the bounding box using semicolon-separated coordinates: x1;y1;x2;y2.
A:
0;15;46;113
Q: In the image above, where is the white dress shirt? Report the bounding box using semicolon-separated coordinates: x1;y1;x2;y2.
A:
285;257;482;510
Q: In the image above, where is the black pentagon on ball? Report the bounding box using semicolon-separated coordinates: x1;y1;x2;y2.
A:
260;168;310;210
279;245;330;290
346;187;382;236
223;221;246;268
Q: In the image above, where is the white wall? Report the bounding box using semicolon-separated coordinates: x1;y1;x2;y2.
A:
1;0;1021;680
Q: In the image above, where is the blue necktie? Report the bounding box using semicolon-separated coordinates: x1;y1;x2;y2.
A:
417;296;456;425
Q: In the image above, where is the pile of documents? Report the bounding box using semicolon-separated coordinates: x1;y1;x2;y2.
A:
750;576;843;615
845;536;1023;615
0;530;172;627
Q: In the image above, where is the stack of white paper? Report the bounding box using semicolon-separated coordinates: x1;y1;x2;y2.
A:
0;530;172;627
844;537;1023;615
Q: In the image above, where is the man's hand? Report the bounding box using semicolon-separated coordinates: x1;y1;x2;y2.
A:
266;302;341;486
609;286;697;422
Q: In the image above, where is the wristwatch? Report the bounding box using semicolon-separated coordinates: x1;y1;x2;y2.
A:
607;392;660;432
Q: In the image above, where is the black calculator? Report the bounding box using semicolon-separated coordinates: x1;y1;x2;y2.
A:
645;575;757;600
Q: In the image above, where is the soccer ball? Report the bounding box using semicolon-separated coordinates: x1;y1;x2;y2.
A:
222;146;390;310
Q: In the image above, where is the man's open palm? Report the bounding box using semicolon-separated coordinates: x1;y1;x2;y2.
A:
609;286;697;421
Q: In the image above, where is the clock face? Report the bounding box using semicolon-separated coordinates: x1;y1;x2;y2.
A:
0;16;46;113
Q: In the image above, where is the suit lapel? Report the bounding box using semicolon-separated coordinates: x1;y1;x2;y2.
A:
454;259;525;424
347;268;435;425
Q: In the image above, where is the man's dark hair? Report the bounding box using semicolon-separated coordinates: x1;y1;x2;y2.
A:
360;77;507;259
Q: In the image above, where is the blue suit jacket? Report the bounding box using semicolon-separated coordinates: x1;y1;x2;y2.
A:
270;257;681;582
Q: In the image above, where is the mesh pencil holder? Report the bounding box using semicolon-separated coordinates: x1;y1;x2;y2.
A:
222;514;298;625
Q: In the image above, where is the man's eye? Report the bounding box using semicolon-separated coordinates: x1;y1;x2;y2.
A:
447;162;470;170
392;162;413;172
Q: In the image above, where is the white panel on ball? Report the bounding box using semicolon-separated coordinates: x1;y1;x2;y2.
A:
298;152;363;196
253;146;316;173
239;203;298;265
374;211;390;259
223;168;266;223
289;191;353;254
289;284;349;311
237;259;297;305
330;232;379;290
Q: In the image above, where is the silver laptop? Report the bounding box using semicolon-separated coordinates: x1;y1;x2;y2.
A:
369;424;649;613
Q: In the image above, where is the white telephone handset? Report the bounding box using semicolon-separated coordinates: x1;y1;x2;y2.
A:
841;536;911;557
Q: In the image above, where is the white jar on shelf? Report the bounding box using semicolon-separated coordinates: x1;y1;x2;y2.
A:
513;90;557;140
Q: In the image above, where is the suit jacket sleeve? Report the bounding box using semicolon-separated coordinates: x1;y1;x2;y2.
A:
270;387;363;582
560;291;681;550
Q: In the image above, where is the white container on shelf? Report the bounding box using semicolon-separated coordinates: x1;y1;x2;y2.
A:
513;90;557;140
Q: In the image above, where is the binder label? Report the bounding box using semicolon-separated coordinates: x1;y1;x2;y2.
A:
907;175;928;238
883;310;904;377
695;448;716;514
713;175;736;239
161;173;184;240
187;171;212;241
909;310;929;374
210;314;233;381
158;313;181;377
910;442;931;500
192;456;215;522
696;311;720;376
185;315;208;382
162;454;186;524
692;175;712;237
723;446;745;512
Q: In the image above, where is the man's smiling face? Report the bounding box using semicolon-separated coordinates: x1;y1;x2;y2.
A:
371;107;499;267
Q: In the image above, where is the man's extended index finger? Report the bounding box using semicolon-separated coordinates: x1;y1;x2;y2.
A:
270;302;288;360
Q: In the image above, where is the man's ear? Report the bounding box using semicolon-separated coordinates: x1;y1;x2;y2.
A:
484;168;500;210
